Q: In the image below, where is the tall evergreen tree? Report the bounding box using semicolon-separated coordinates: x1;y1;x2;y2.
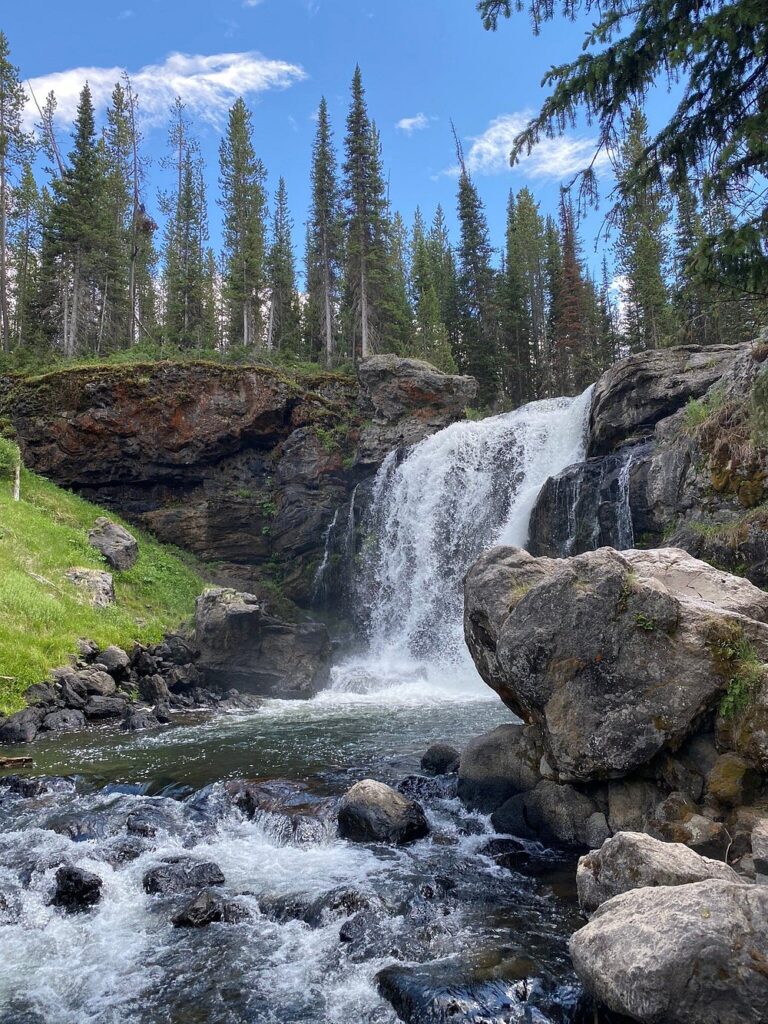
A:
305;96;343;364
164;146;209;348
426;205;461;367
9;162;43;351
341;67;394;360
410;208;455;371
454;136;499;404
552;194;589;392
219;97;267;349
0;31;29;353
614;106;675;351
266;177;301;353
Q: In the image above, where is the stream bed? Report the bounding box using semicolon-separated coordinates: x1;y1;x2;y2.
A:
0;688;589;1024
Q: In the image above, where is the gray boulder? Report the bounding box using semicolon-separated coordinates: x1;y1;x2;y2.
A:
420;743;460;776
338;779;429;845
570;879;768;1024
42;709;86;734
0;707;44;744
457;724;541;812
88;517;139;571
577;831;740;915
84;695;128;720
194;588;331;698
464;545;768;782
98;646;131;677
65;568;115;608
76;668;117;697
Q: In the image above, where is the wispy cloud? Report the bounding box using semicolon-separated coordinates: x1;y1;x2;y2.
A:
444;112;610;181
25;51;307;129
242;0;265;6
396;113;430;135
117;9;135;19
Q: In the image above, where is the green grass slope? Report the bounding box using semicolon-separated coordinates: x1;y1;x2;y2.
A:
0;469;204;715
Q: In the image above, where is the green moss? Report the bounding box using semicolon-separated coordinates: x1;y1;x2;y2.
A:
705;619;766;720
0;469;204;715
635;612;657;632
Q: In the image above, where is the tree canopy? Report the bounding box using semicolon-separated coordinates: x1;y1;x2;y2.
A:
477;0;768;295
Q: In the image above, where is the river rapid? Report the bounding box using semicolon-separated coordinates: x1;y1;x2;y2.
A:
0;390;597;1024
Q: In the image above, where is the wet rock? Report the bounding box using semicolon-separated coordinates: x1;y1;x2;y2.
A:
100;836;147;866
577;831;740;916
42;708;86;734
0;774;73;798
88;517;139;571
457;724;541;812
121;707;160;733
490;794;538;841
194;588;331;698
465;544;768;783
397;774;457;802
338;779;430;845
225;779;336;842
259;887;373;927
520;781;599;848
98;645;131;678
217;689;263;712
153;701;173;723
138;674;171;704
480;838;560;877
421;743;460;776
50;865;103;912
0;707;44;744
172;890;227;928
587;343;748;458
84;695;128;720
570;879;768;1024
143;858;225;895
65;568;115;608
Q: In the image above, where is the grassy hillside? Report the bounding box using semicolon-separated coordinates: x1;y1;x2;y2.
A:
0;468;205;714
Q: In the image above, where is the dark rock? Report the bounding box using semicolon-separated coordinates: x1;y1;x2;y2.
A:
338;779;429;845
23;682;61;707
57;673;88;710
457;724;541;812
138;674;170;704
0;707;44;744
259;887;372;927
76;668;118;697
50;865;103;912
153;701;173;723
225;778;336;842
518;780;599;848
42;708;86;734
76;638;100;661
172;890;224;928
396;774;457;801
164;634;198;666
420;743;460;776
88;517;139;571
121;707;160;733
98;645;131;678
480;838;559;877
0;774;74;798
132;649;159;676
143;858;225;895
84;695;128;720
194;588;331;698
490;795;538;840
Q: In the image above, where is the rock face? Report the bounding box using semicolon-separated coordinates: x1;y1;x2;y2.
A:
576;831;740;915
337;779;430;845
464;545;768;783
87;517;138;571
570;880;768;1024
194;588;331;698
6;358;476;606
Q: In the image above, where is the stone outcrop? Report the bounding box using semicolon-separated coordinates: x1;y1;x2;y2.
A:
337;779;430;845
87;518;139;571
576;831;739;915
5;357;476;605
65;568;116;608
194;588;331;698
462;543;768;856
570;880;768;1024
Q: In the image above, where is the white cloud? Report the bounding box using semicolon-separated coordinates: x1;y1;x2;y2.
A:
396;113;429;135
117;9;135;19
243;0;265;6
25;51;306;129
444;112;610;181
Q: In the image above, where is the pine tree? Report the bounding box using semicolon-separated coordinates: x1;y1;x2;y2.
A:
306;96;343;364
219;97;267;349
426;205;461;367
0;31;29;353
9;162;43;351
386;209;414;355
410;208;455;371
266;177;301;353
454;137;499;404
46;83;112;356
542;214;562;396
341;67;394;361
552;194;589;393
614;106;675;351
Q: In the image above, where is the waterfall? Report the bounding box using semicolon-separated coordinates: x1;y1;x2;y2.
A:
615;446;637;550
331;386;593;695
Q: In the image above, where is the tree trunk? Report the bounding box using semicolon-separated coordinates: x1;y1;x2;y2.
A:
0;159;9;353
360;264;370;360
12;456;20;501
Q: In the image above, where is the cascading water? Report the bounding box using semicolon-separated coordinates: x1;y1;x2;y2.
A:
331;387;594;696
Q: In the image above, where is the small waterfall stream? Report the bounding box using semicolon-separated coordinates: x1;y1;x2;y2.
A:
332;387;593;694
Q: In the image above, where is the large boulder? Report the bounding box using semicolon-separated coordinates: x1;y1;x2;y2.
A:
587;343;750;458
194;588;331;698
464;545;768;782
457;724;541;811
570;880;768;1024
87;517;139;571
576;831;740;915
337;779;430;845
0;708;44;744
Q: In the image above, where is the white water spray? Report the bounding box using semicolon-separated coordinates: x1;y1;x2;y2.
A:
331;387;593;696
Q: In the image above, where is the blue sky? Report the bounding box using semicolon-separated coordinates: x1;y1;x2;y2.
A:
5;0;670;276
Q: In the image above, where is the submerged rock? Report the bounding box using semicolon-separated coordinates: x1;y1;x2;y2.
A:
50;865;103;913
338;779;430;845
88;517;139;572
570;879;768;1024
576;831;740;916
172;890;247;928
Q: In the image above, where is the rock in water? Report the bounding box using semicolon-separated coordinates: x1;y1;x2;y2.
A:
570;880;768;1024
143;858;225;895
88;517;139;571
338;779;430;845
50;866;103;912
457;725;540;812
577;831;740;915
420;743;460;776
0;708;44;744
172;890;225;928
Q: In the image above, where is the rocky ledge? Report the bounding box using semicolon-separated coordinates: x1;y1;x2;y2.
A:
0;586;332;744
461;544;768;869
